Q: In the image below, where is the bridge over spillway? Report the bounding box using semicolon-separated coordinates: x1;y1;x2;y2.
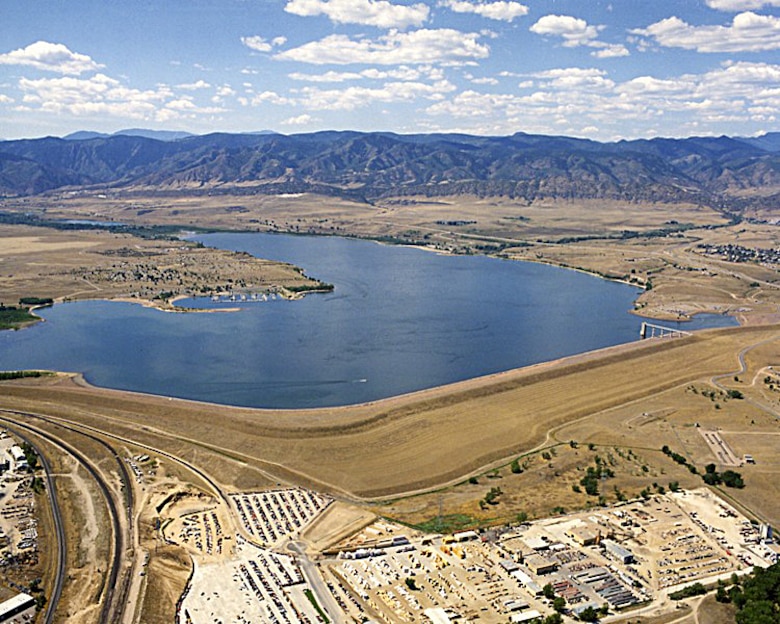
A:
639;322;692;340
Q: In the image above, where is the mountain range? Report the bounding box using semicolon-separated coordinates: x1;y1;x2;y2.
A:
1;130;779;211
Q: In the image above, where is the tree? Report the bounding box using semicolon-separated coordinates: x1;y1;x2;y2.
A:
721;470;745;489
542;583;555;600
510;458;523;474
578;606;599;622
553;596;566;612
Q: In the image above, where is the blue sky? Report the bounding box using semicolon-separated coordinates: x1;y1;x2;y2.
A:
2;0;780;140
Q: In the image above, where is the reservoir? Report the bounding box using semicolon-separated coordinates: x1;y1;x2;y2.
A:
0;232;736;408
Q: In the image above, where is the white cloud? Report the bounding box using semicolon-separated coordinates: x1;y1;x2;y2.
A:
178;80;211;90
0;41;103;75
529;15;627;58
243;90;294;106
471;76;499;85
284;0;429;29
288;66;432;82
215;85;236;97
282;113;316;125
241;36;287;53
439;1;529;22
16;73;224;122
530;15;601;47
0;94;13;104
275;29;489;65
706;0;780;10
296;79;456;110
591;44;629;58
424;60;780;139
633;12;780;53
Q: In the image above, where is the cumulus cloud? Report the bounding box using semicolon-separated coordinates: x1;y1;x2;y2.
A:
592;44;630;58
425;60;780;139
242;90;294;106
633;12;780;53
284;0;429;29
241;36;287;53
295;79;456;110
530;14;628;58
530;15;601;47
282;113;316;125
177;80;211;90
706;0;780;10
288;66;437;82
0;41;103;75
439;1;529;22
17;73;224;122
275;29;489;65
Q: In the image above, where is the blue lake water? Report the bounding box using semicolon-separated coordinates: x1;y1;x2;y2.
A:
0;232;737;408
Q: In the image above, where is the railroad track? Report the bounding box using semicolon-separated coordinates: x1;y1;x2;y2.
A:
0;409;134;624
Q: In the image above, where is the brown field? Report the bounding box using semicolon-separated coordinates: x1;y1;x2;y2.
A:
3;192;779;323
1;324;779;526
0;223;325;307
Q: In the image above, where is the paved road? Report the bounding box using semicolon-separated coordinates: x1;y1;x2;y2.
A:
288;540;345;624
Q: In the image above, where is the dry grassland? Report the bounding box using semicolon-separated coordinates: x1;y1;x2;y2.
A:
0;224;324;306
1;326;778;522
3;192;778;324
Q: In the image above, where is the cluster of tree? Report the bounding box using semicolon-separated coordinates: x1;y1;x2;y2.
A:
0;305;38;330
715;563;780;623
286;282;335;293
479;486;503;509
577;457;614;497
0;370;47;380
661;446;745;489
702;463;745;488
18;297;53;306
669;582;707;600
20;442;39;472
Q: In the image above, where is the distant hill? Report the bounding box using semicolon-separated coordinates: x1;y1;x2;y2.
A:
1;130;779;212
738;132;780;153
64;128;194;142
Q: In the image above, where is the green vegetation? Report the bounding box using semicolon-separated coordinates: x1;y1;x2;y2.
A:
662;446;745;489
579;457;614;497
731;562;780;623
415;514;480;533
18;297;53;306
0;210;205;240
669;582;707;600
483;486;503;506
0;305;39;330
576;606;599;622
303;589;330;624
0;370;49;380
286;281;335;293
21;442;39;472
